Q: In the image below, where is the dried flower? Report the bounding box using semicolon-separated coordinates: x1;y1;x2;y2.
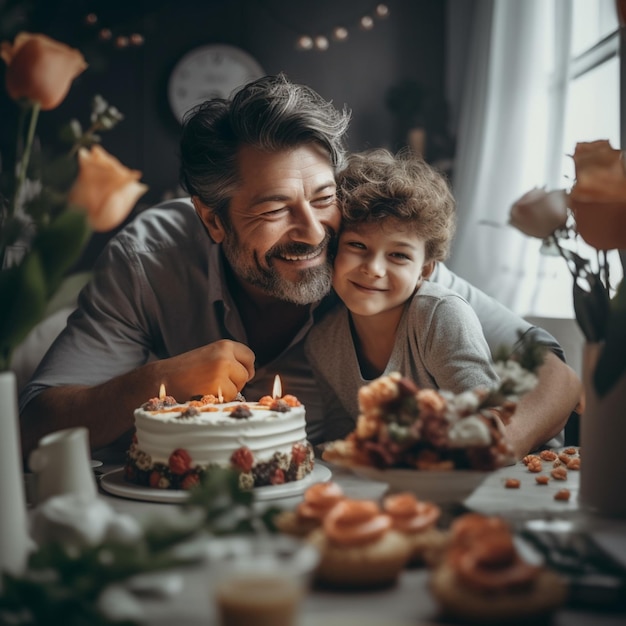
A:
568;140;626;250
509;139;626;396
509;188;568;239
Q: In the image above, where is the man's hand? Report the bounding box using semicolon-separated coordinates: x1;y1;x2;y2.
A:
20;340;256;457
156;340;255;402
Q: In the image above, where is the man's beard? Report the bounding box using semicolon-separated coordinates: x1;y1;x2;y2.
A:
221;229;335;305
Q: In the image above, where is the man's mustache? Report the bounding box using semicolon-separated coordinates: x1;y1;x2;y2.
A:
268;231;334;260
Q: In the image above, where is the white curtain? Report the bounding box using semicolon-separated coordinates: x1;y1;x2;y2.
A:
448;0;575;317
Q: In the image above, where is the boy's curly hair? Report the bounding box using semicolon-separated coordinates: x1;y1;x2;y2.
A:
336;148;456;262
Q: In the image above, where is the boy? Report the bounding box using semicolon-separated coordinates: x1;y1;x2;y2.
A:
305;149;499;439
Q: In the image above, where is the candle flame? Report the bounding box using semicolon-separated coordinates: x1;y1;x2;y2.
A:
217;386;224;403
272;374;282;399
159;383;166;399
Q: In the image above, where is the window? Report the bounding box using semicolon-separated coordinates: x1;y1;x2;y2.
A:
556;0;620;185
534;0;623;317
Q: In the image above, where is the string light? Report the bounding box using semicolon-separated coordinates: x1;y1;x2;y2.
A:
375;3;390;18
85;13;145;50
359;15;374;30
332;26;349;41
296;35;314;50
294;3;389;52
314;35;330;51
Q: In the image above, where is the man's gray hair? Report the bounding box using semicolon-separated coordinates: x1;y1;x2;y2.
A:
179;73;351;221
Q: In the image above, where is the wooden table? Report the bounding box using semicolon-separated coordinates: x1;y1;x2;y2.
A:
94;457;626;626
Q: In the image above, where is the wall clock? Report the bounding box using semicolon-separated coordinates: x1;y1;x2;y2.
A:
167;44;265;123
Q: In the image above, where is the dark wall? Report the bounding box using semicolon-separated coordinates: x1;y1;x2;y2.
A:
1;0;448;208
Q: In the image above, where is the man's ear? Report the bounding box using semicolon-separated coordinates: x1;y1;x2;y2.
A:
192;196;226;243
421;260;436;280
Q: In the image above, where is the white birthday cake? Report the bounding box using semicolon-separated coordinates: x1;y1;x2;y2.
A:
124;392;314;490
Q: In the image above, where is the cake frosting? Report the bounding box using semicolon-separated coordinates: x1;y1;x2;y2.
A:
125;393;314;490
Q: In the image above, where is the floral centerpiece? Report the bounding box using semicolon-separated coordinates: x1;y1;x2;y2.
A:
509;139;626;397
322;338;545;472
0;468;279;625
0;32;148;371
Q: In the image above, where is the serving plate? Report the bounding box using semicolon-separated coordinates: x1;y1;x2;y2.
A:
340;463;489;504
101;464;331;504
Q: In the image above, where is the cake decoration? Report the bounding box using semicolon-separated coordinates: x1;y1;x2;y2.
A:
322;372;516;472
125;377;314;490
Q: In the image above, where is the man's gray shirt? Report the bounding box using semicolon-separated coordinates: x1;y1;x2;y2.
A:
305;281;500;441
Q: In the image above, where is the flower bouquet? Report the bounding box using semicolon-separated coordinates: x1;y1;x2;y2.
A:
509;140;626;398
510;139;626;518
0;33;148;371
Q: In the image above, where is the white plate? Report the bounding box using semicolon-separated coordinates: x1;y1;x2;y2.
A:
100;464;332;504
345;464;489;504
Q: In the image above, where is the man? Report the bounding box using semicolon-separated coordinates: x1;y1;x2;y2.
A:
19;74;581;460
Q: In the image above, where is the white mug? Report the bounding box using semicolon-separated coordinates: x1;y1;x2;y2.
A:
29;427;97;505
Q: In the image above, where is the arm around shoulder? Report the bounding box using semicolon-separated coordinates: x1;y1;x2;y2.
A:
503;350;582;459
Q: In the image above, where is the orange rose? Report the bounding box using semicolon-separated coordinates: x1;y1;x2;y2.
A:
68;145;148;232
509;188;568;239
568;139;626;250
0;32;87;110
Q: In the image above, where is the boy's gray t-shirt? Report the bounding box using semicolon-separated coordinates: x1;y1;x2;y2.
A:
305;280;500;440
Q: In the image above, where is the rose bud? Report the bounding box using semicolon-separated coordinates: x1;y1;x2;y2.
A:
568;140;626;250
0;32;87;110
68;145;148;232
509;188;568;239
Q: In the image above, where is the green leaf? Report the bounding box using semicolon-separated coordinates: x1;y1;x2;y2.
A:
573;274;611;342
593;279;626;396
34;210;90;297
24;186;66;222
0;215;26;250
0;251;47;366
40;154;79;192
59;119;83;143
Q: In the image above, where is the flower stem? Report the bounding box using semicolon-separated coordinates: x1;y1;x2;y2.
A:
68;121;102;158
12;102;41;216
551;234;578;280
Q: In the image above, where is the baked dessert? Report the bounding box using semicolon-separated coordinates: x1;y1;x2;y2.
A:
124;392;314;490
382;492;447;566
275;481;345;537
307;499;410;589
429;513;568;623
322;372;515;471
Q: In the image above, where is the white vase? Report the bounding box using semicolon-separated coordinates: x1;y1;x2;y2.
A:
579;343;626;518
0;371;32;583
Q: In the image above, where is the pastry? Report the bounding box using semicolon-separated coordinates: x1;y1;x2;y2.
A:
430;513;568;623
275;481;345;537
382;492;447;566
307;499;410;589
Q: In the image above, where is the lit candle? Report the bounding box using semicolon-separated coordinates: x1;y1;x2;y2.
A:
272;375;282;399
151;383;176;407
258;374;300;409
217;386;224;403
